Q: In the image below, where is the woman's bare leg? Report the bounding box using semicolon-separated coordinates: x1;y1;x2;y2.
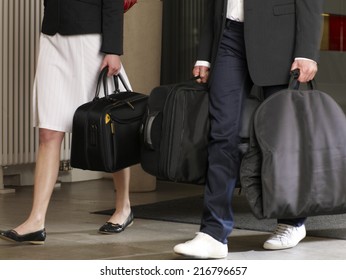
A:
13;128;65;235
108;167;131;224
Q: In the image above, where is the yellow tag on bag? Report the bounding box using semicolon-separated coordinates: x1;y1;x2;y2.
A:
105;114;111;124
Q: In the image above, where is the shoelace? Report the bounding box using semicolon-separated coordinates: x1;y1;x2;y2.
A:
272;224;293;239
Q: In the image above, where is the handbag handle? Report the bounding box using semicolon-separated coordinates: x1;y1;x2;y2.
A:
94;66;131;100
289;69;317;90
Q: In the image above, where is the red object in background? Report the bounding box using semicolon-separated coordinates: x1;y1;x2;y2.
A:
329;14;346;51
124;0;137;13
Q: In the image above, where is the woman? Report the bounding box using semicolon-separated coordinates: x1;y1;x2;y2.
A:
0;0;133;244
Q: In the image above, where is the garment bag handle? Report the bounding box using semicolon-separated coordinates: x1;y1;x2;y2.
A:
289;69;317;90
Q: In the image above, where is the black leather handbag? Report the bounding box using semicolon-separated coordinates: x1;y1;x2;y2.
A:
71;67;148;172
240;72;346;219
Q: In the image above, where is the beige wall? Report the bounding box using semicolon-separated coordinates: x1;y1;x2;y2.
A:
122;0;163;94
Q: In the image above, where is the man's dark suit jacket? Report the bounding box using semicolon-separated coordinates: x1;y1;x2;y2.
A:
42;0;123;55
198;0;324;86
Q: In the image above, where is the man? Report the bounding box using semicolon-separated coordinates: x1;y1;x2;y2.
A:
173;0;324;259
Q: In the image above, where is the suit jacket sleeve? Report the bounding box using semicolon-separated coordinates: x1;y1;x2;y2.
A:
294;0;324;62
101;0;124;55
196;0;215;62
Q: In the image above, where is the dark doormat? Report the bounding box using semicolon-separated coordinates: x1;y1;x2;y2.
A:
92;194;346;240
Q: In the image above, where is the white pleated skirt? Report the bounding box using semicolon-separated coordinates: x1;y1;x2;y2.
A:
33;33;132;133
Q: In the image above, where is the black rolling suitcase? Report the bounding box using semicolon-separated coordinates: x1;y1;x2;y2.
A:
140;79;209;184
70;67;148;172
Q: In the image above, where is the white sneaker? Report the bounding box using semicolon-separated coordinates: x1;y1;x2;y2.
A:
263;223;306;250
173;232;228;259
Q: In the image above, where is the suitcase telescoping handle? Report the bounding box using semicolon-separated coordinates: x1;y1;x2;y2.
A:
94;66;131;100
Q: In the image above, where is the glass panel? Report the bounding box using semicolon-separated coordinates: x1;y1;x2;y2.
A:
317;1;346;112
161;0;207;84
321;14;346;51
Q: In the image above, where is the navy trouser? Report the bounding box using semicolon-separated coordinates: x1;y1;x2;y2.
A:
200;20;305;244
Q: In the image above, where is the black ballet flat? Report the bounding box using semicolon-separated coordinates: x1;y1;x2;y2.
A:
98;212;134;234
0;229;46;245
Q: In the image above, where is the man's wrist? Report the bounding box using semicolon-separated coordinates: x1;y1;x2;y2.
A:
294;57;317;64
195;60;211;68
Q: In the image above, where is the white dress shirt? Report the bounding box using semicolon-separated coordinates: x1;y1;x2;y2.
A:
227;0;244;22
195;0;244;68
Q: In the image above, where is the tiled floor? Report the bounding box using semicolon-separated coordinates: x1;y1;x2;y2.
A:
0;179;345;260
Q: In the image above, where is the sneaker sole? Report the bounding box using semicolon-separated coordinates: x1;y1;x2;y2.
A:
174;251;227;259
263;236;306;250
263;242;298;250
